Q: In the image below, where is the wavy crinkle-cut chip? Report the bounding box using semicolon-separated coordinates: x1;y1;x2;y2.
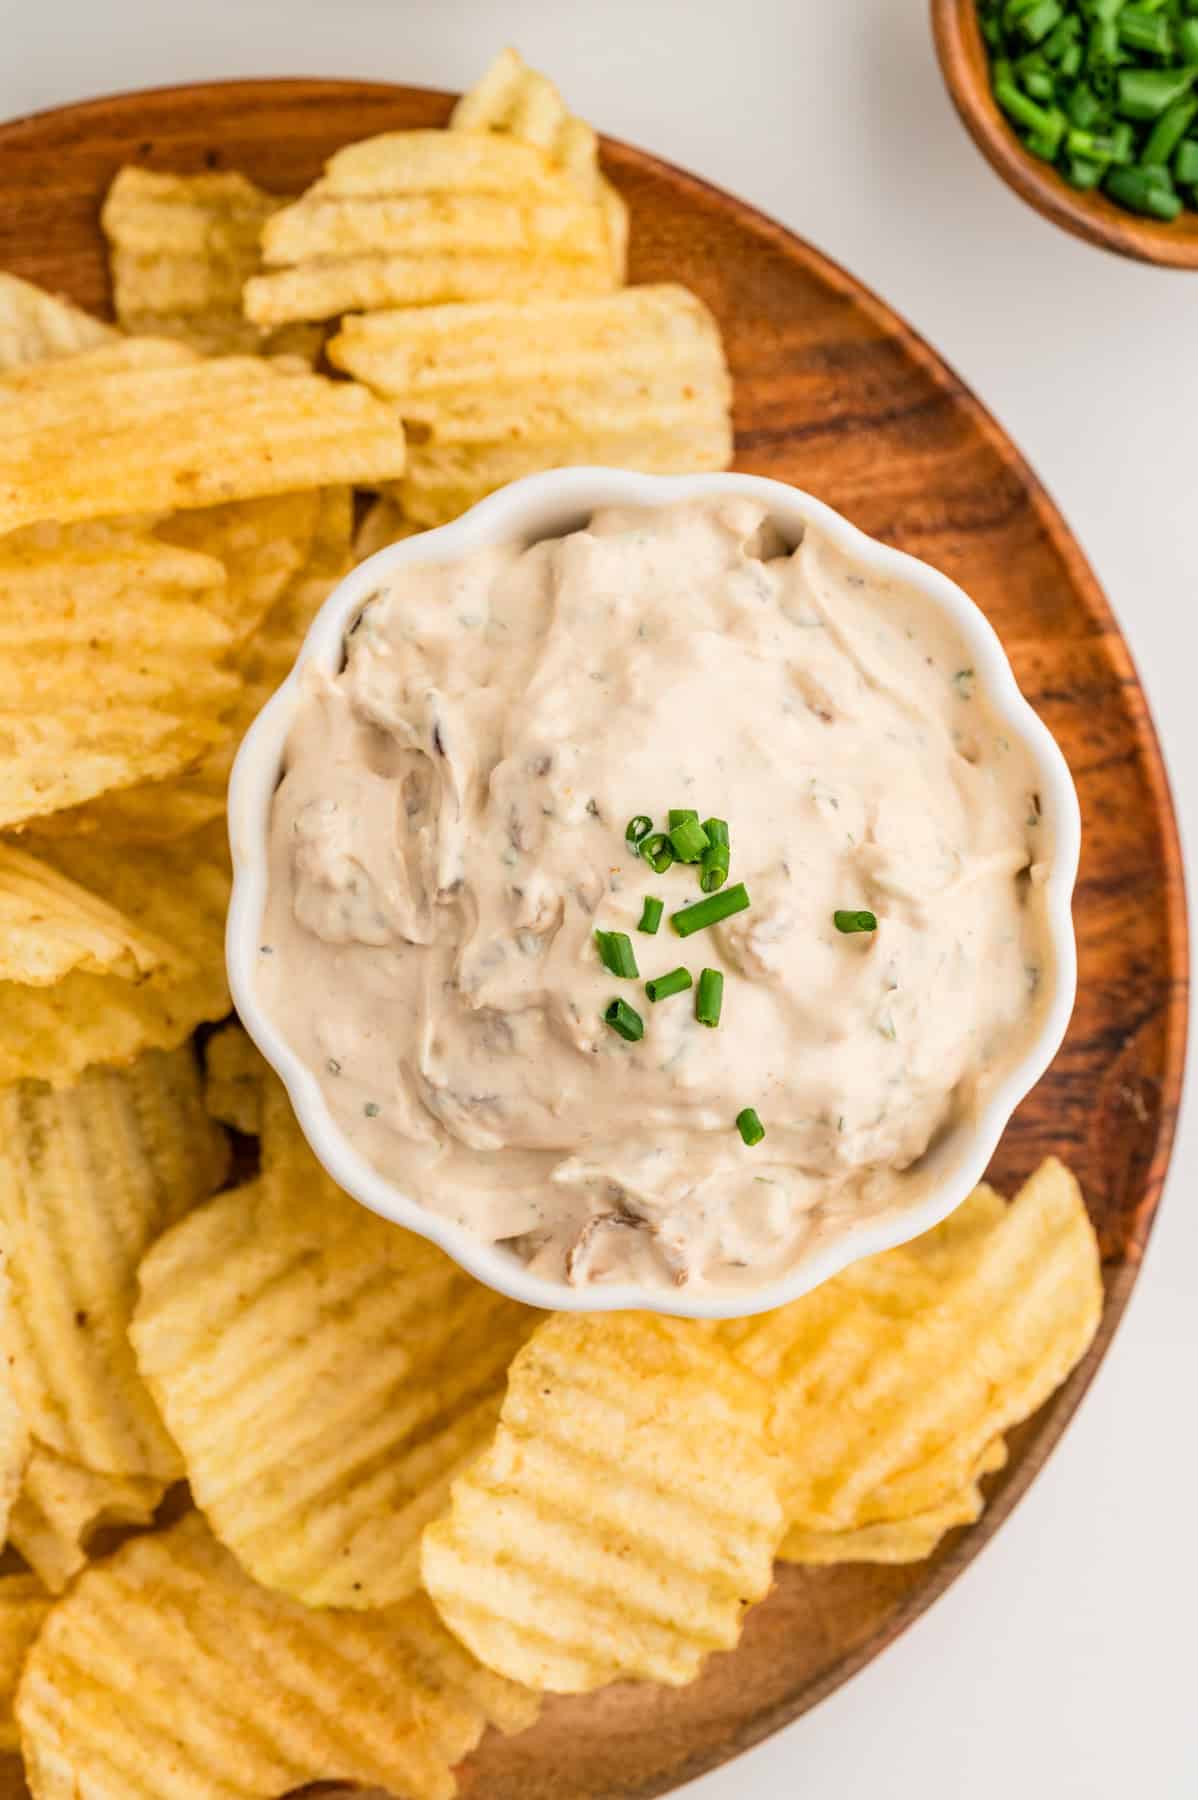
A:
779;1438;1008;1567
0;1044;229;1479
0;1345;30;1548
421;1311;784;1693
154;489;323;644
450;46;628;278
0;842;181;986
0;825;232;1087
329;285;733;526
354;493;425;563
30;488;353;846
721;1163;1102;1534
132;1074;537;1609
0;519;238;829
8;1446;165;1593
236;482;354;697
0;340;404;536
202;1021;269;1136
243;128;617;329
0;1574;51;1753
102;166;305;357
0;274;116;372
16;1513;538;1800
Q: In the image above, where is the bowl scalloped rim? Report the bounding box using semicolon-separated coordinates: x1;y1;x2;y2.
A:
227;467;1081;1321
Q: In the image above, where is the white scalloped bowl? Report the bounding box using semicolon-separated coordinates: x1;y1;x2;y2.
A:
227;468;1081;1320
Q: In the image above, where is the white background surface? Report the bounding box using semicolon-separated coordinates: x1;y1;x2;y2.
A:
4;2;1195;1795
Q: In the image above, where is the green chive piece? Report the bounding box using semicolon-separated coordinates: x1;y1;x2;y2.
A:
1066;80;1104;127
1117;6;1174;57
604;997;644;1042
1141;94;1198;163
1106;162;1183;211
736;1107;765;1147
625;814;653;847
1116;66;1196;119
1066;152;1106;185
638;895;664;935
671;882;751;938
668;808;699;828
699;817;731;892
1174;135;1198;182
640;832;675;875
696;968;724;1028
1178;19;1198;62
668;817;710;863
645;965;693;1003
595;929;639;979
833;909;878;934
1058;40;1083;76
1015;0;1064;44
995;76;1063;135
699;853;730;894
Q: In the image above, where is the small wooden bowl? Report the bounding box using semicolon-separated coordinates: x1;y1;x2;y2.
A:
931;0;1198;267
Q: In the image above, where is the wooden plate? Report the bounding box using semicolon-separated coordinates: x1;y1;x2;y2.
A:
0;79;1187;1800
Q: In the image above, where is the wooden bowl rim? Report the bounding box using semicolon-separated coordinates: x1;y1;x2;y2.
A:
931;0;1198;269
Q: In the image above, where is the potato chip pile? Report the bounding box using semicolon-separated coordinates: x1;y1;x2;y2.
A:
0;45;1103;1797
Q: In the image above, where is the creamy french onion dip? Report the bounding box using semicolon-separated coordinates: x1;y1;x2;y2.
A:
258;499;1053;1292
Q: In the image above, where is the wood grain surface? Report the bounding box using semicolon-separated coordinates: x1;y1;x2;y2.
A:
932;0;1198;268
0;77;1187;1800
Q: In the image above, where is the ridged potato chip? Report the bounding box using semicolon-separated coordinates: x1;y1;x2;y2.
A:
0;521;237;830
722;1163;1102;1534
0;1045;228;1479
421;1312;784;1693
0;826;232;1087
244;128;617;329
33;486;353;846
154;489;323;645
0;343;404;536
0;842;177;986
450;47;628;279
8;1447;165;1593
102;166;296;356
202;1020;268;1136
0;1342;30;1550
329;286;733;526
133;1070;536;1610
354;493;425;563
0;274;115;373
779;1438;1008;1566
16;1513;538;1800
0;1573;51;1753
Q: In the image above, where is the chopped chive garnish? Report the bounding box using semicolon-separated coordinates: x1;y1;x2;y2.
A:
625;814;653;846
645;965;693;1003
1105;162;1183;214
699;818;730;892
638;895;664;935
696;968;724;1028
978;0;1198;221
668;817;710;863
833;909;878;934
595;929;639;979
736;1107;765;1146
640;832;675;874
671;882;751;938
668;808;699;828
1116;66;1197;121
604;997;644;1042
